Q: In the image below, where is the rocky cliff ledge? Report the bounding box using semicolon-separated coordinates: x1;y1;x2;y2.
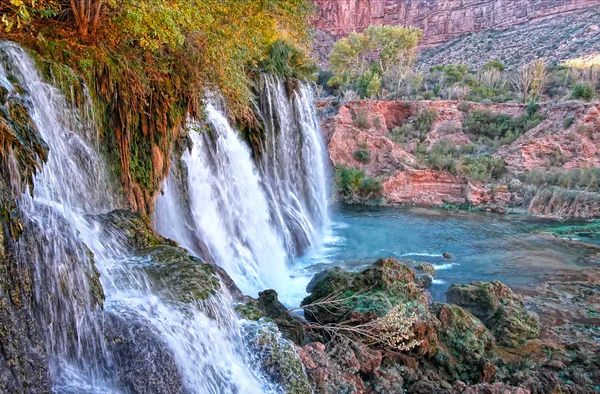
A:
319;99;600;216
313;0;600;46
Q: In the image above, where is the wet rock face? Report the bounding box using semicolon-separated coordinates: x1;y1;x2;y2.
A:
243;319;313;394
90;209;242;301
446;281;539;347
313;0;598;46
0;224;52;393
102;311;186;394
135;245;220;304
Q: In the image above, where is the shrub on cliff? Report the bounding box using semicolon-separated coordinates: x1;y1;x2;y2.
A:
463;110;542;148
461;155;505;182
334;166;383;204
353;148;371;163
571;83;595;101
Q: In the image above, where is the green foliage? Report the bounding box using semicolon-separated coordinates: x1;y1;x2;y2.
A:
353;148;371;163
461;155;505;182
353;108;371;129
356;71;381;98
526;101;539;117
415;109;437;133
334;165;383;204
482;60;505;72
259;40;316;80
430;64;469;85
563;117;575;129
463;110;542;148
390;123;414;144
520;168;600;191
571;83;595;101
329;25;422;94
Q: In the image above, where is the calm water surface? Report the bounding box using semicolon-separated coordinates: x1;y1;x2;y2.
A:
281;206;600;306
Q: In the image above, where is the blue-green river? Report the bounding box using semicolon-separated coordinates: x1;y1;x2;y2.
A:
281;206;600;306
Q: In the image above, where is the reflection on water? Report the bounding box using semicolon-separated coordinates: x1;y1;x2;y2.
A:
282;206;600;305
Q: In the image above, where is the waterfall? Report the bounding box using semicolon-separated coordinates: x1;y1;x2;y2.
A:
154;78;330;297
258;76;330;254
0;42;274;393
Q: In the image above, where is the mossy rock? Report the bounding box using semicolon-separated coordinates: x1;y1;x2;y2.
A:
446;281;539;347
238;290;305;345
90;209;176;250
135;245;220;304
432;303;493;367
235;302;265;321
243;319;312;394
302;258;432;341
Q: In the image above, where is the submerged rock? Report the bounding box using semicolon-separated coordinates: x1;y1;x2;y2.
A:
446;281;539;347
243;319;312;394
443;252;453;259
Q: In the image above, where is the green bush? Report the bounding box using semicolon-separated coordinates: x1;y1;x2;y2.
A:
482;60;505;72
415;109;437;133
334;166;383;203
356;71;381;98
571;83;595;101
461;155;505;182
353;108;371;129
353;148;371;163
426;153;457;173
360;177;383;193
390;123;415;144
463;110;542;148
563;117;575;129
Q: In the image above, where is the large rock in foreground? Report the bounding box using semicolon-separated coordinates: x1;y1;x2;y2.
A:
446;281;539;347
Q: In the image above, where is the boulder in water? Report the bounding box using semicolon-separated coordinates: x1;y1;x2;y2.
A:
443;252;453;259
417;262;436;276
446;281;539;347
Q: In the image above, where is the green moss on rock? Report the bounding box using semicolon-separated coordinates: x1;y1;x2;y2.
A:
91;209;175;250
446;281;539;347
243;319;312;394
136;245;220;304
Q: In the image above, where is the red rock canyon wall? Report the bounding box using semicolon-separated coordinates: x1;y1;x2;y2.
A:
313;0;600;46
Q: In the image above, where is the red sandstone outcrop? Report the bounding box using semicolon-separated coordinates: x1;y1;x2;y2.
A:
497;102;600;173
313;0;600;46
322;99;600;209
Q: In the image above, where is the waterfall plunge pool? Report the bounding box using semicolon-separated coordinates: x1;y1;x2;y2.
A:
280;206;600;307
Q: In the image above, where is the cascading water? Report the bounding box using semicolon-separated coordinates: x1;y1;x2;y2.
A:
154;78;331;298
156;104;290;295
0;42;277;393
258;76;330;254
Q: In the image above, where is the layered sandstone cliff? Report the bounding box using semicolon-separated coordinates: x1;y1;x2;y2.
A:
314;0;600;46
320;99;600;214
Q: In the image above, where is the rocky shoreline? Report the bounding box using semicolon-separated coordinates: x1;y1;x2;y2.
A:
239;256;600;393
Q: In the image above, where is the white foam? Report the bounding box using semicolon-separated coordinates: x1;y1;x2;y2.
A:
433;263;457;270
